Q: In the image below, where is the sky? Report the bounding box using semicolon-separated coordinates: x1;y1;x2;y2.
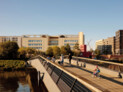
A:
0;0;123;50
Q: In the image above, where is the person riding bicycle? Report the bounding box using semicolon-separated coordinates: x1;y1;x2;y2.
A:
93;65;100;77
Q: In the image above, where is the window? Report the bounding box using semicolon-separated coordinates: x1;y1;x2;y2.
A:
64;40;78;42
28;40;42;42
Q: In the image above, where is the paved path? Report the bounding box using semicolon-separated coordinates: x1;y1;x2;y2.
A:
56;59;123;92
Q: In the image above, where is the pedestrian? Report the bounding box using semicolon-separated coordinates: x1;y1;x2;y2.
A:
93;65;100;77
47;56;51;60
68;53;72;64
52;56;55;63
60;54;64;65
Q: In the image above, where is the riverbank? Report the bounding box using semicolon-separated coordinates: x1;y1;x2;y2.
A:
0;67;48;92
0;60;27;71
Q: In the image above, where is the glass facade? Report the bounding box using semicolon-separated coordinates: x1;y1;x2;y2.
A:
64;43;75;46
28;44;42;46
49;40;58;45
64;40;78;42
28;40;42;42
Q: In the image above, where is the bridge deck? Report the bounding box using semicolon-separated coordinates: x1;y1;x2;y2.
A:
56;59;123;92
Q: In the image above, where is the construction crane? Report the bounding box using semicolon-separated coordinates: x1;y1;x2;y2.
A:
87;40;93;52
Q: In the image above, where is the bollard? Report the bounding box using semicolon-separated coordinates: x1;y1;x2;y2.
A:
81;63;82;67
118;72;122;78
118;66;122;78
83;62;86;68
77;59;79;66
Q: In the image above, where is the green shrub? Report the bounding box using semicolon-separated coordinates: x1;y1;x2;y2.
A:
0;60;25;71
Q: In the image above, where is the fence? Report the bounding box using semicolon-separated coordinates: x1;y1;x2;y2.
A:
38;56;92;92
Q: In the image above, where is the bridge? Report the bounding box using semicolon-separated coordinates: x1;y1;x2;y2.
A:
28;56;123;92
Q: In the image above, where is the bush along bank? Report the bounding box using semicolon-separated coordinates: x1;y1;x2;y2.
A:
0;60;26;71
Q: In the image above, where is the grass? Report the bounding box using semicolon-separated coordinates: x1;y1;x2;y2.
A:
0;60;26;71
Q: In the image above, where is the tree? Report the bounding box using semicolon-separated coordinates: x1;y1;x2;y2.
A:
73;43;79;50
95;49;100;55
52;46;61;57
95;49;101;59
73;50;81;56
18;47;36;59
73;43;80;56
0;41;19;59
65;44;71;54
26;48;35;55
60;46;67;55
18;47;27;59
45;47;53;57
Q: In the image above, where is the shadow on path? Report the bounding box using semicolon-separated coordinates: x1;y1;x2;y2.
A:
64;63;123;86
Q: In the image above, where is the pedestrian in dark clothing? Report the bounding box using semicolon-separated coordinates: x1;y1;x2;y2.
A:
68;53;72;64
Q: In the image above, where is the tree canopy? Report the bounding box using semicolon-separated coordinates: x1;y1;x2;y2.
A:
52;46;61;57
60;46;67;55
73;43;79;50
65;44;72;54
0;41;19;59
45;47;53;57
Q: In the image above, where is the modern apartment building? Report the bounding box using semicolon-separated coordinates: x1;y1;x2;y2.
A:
115;30;123;55
22;32;84;51
96;37;115;54
0;36;22;47
96;39;104;54
96;30;123;55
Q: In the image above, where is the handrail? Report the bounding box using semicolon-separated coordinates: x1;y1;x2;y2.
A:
72;56;123;66
39;56;102;92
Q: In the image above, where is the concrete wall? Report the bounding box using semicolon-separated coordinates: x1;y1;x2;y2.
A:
28;59;61;92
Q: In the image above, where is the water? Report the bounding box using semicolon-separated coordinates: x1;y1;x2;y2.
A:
0;71;47;92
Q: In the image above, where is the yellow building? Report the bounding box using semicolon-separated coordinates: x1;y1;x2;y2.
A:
22;32;84;51
0;36;22;48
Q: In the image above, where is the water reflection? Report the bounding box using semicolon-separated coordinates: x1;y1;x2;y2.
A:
0;70;47;92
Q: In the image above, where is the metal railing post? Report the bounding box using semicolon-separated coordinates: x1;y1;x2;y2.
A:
50;66;55;76
46;63;49;70
70;79;77;92
56;71;63;84
43;61;46;66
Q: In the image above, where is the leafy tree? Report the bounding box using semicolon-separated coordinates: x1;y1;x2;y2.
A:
0;41;19;59
95;49;100;55
35;50;45;56
73;50;81;56
45;47;53;57
26;48;35;55
60;46;67;55
73;43;79;50
18;47;36;59
65;44;71;54
52;46;61;57
72;43;80;56
95;49;101;59
18;48;27;59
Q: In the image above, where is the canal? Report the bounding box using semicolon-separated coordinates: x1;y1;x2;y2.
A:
0;69;48;92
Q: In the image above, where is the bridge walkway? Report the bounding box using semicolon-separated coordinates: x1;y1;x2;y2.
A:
55;59;123;92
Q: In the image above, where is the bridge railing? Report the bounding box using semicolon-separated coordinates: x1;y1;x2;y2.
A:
71;56;123;72
37;56;95;92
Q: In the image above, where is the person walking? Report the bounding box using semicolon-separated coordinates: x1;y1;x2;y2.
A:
68;53;72;64
60;54;64;65
47;56;51;60
52;56;55;63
